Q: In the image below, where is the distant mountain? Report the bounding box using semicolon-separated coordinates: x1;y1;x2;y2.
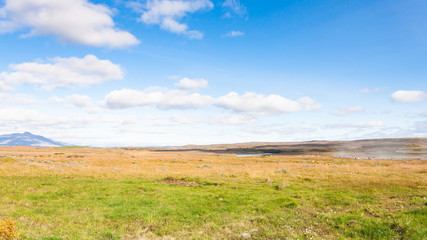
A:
0;132;66;147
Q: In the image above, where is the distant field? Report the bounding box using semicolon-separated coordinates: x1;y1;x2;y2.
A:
152;138;427;160
0;146;426;239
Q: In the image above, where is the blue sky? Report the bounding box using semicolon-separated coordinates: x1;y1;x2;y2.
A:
0;0;426;146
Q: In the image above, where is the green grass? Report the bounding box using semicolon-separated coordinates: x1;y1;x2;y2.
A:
1;175;426;239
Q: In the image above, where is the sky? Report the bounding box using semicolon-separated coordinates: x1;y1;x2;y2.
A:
0;0;426;147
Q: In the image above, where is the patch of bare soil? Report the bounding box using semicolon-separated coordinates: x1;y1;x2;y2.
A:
157;177;202;187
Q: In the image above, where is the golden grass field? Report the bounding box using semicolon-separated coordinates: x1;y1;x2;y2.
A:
0;146;426;239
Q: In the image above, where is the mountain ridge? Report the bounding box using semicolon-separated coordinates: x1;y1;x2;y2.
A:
0;132;66;147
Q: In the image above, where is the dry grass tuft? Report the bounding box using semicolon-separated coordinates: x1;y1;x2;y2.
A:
157;177;202;187
0;219;20;240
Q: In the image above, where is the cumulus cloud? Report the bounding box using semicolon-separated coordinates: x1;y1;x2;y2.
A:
222;0;246;17
104;88;214;109
103;78;321;116
333;106;363;116
216;92;321;116
0;75;14;91
0;55;123;90
104;85;322;116
138;0;213;39
174;77;208;90
68;94;92;108
224;30;244;37
0;0;139;48
391;90;427;103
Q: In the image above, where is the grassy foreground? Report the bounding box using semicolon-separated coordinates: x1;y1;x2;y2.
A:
0;147;426;239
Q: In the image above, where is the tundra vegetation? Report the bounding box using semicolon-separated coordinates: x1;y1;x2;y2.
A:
0;146;426;239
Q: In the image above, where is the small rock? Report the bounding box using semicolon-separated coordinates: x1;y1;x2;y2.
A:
275;184;288;190
197;164;212;168
241;233;251;239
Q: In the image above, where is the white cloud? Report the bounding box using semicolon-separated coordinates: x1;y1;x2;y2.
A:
298;97;323;111
174;77;208;90
0;0;139;48
246;124;314;135
0;107;136;131
50;96;66;103
0;55;123;90
360;88;380;93
68;94;92;108
351;121;384;127
224;30;244;37
216;92;321;116
331;121;384;128
169;114;199;124
211;114;255;125
0;93;37;105
0;107;67;129
0;108;52;126
222;0;246;17
104;88;214;109
139;0;213;39
415;121;427;132
51;94;105;113
391;90;427;103
103;79;320;116
333;106;363;116
0;74;14;91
